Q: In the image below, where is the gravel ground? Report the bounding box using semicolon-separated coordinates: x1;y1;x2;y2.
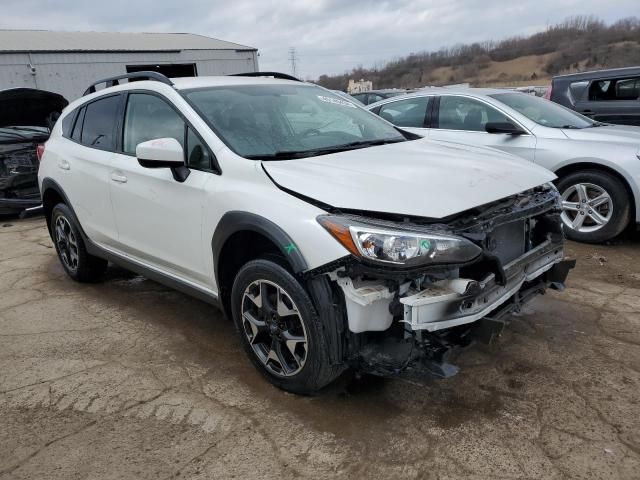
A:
1;217;639;479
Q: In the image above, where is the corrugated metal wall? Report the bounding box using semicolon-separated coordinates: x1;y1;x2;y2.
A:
0;49;258;100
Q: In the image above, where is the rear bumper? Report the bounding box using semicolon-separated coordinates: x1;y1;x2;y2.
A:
401;239;571;332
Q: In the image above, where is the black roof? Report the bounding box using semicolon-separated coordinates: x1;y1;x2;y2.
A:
553;66;640;81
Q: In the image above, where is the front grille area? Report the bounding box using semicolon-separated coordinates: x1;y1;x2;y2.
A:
488;220;526;265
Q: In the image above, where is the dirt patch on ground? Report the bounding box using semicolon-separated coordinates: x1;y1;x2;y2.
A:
1;218;639;479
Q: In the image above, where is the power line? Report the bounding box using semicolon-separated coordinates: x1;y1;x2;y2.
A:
288;47;298;77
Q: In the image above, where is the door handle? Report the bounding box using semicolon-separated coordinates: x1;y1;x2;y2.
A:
110;173;128;183
58;159;70;170
581;110;594;116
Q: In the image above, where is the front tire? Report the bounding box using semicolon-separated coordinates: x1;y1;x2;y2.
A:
231;258;342;394
51;203;108;282
557;170;630;243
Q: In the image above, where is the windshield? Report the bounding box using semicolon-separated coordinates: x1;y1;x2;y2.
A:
489;92;596;129
183;84;406;159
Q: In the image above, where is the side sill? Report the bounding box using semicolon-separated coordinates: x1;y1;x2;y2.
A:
86;241;221;308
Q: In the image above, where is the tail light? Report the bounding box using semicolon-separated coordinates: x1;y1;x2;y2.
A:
543;84;552;100
36;143;45;162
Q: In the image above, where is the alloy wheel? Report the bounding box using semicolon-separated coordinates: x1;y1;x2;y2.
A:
561;183;613;233
241;279;308;377
55;215;79;271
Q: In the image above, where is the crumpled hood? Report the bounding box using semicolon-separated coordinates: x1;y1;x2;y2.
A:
561;125;640;146
263;138;556;219
0;88;68;128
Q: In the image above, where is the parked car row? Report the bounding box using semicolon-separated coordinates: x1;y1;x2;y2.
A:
38;71;573;393
364;78;640;243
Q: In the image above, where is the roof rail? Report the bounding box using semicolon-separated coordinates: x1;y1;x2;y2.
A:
230;71;302;82
83;71;174;96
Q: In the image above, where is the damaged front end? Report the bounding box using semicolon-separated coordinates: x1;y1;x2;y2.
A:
312;184;575;379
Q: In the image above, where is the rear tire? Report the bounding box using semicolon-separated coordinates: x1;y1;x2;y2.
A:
231;258;342;395
51;203;108;282
556;170;630;243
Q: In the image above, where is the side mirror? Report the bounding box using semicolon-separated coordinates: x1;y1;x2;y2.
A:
136;138;190;182
485;122;526;135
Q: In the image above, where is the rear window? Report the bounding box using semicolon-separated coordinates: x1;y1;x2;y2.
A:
80;95;121;150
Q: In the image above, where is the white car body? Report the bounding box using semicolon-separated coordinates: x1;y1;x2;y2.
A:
39;74;572;392
368;88;640;242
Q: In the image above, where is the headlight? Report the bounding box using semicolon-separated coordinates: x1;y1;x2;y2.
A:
317;215;482;267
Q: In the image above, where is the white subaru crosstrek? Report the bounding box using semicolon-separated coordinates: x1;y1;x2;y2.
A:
38;72;574;394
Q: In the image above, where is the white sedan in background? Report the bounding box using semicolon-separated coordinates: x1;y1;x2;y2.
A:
368;88;640;243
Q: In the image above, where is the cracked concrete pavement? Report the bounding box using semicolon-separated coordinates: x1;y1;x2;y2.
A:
1;217;639;479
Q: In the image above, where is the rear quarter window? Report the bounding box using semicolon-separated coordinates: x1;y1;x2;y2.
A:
61;111;76;138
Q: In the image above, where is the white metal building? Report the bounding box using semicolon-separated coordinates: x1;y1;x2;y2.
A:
0;30;259;100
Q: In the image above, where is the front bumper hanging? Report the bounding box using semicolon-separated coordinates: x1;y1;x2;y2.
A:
401;239;569;332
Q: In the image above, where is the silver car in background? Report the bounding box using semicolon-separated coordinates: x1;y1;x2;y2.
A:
368;88;640;243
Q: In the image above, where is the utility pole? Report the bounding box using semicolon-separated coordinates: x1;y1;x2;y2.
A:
288;47;298;77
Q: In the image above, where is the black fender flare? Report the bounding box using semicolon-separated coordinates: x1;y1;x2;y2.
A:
40;178;95;254
212;212;351;365
40;178;75;232
211;211;308;285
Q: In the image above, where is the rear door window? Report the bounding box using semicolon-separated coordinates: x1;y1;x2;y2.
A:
80;95;121;150
378;97;429;128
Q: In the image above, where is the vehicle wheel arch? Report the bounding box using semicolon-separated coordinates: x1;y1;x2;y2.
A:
41;178;71;236
553;161;637;221
212;211;308;319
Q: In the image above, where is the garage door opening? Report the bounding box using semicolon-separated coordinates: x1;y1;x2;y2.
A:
126;63;197;78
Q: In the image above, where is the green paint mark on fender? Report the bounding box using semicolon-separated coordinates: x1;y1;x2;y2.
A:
285;243;297;255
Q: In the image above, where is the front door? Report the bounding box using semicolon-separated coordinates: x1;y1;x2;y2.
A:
109;92;214;287
428;95;537;162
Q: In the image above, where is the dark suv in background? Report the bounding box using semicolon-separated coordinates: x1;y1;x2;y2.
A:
546;66;640;126
0;88;67;215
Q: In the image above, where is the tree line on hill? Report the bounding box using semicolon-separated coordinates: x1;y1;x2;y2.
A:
316;16;640;90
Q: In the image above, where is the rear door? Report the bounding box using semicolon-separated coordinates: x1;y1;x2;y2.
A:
428;95;537;161
575;75;640;126
109;91;215;287
60;94;121;246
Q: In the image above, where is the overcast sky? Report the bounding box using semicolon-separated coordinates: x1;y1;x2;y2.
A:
1;0;638;79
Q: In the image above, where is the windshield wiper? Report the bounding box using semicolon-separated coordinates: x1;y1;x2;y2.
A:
247;138;406;161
